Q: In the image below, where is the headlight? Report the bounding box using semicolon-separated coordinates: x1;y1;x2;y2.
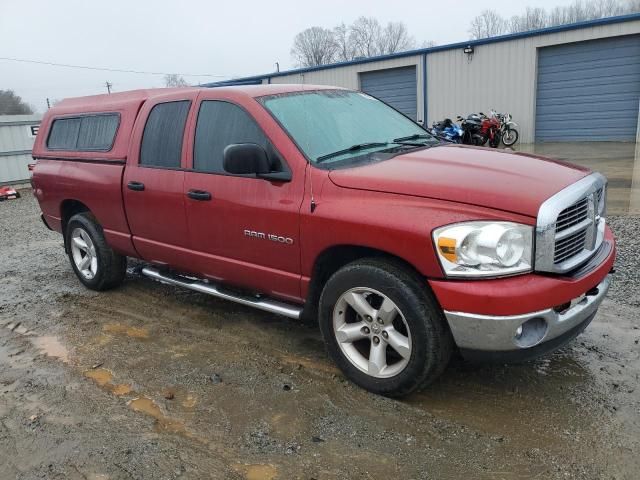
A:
433;221;533;278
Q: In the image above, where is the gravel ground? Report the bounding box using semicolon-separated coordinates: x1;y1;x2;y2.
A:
0;192;638;480
608;215;640;307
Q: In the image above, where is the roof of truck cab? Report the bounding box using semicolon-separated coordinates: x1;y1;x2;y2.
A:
54;84;342;111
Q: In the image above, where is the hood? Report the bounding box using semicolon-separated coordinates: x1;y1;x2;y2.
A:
328;145;591;217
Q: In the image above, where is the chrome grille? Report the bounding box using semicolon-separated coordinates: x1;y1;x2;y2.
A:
555;197;588;233
554;229;587;264
535;174;607;274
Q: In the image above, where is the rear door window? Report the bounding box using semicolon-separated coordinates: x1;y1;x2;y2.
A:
140;101;191;168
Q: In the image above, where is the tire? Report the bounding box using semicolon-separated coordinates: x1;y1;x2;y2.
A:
318;258;453;397
65;213;126;291
502;128;519;147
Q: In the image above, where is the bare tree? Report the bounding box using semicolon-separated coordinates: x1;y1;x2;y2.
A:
420;40;438;48
469;10;507;39
470;1;638;38
291;26;338;67
292;18;430;65
509;7;548;33
378;22;416;55
334;23;356;62
0;90;34;115
548;0;626;26
627;0;640;11
349;17;383;58
164;74;188;87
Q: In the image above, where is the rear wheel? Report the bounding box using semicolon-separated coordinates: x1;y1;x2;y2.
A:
319;258;453;397
66;213;126;291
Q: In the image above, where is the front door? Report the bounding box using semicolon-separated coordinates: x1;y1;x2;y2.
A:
123;94;196;266
183;97;305;302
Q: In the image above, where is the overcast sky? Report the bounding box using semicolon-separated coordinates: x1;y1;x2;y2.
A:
1;0;579;112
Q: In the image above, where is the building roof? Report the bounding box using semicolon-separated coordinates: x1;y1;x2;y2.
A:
0;114;42;125
203;12;640;87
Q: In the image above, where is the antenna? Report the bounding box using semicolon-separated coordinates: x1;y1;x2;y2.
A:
301;73;316;213
309;168;317;213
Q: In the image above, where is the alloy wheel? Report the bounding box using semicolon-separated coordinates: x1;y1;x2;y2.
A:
70;227;98;280
332;287;412;378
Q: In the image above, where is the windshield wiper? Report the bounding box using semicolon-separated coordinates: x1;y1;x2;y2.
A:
316;142;389;163
393;133;433;142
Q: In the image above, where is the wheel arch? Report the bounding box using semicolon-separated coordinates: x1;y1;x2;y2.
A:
302;244;426;323
60;199;93;252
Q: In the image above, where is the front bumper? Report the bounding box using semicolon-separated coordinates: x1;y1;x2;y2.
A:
444;275;610;360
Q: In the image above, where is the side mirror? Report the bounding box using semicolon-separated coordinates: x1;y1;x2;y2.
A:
223;143;271;175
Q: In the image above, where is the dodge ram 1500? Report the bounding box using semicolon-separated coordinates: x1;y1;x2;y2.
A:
31;85;615;396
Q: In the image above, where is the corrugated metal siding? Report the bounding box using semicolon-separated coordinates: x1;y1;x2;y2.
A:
269;55;426;123
360;67;417;120
535;34;640;141
0;114;41;184
427;19;640;143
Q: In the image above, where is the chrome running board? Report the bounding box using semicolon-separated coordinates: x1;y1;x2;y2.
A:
141;266;302;320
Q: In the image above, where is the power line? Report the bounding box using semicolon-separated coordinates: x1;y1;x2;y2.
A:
0;56;230;78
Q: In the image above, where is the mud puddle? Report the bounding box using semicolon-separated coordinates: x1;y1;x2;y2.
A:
84;368;133;396
234;463;278;480
31;335;70;363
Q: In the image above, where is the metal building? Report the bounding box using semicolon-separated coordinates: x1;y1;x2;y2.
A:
207;13;640;143
0;114;41;185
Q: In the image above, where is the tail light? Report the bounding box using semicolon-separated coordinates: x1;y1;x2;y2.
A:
28;163;36;189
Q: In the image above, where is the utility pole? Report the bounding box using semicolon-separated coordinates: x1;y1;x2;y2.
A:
105;81;112;94
46;98;51;109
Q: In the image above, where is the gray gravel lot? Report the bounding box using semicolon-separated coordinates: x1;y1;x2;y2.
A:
0;192;638;480
608;216;640;307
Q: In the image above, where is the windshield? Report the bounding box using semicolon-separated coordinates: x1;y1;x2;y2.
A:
259;90;437;165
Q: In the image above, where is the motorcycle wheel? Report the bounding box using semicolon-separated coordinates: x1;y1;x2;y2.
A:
462;131;472;145
489;136;500;148
502;129;519;146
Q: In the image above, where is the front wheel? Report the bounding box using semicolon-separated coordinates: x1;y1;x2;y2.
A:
502;128;519;146
319;258;453;397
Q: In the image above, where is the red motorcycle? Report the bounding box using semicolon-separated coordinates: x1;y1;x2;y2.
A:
457;112;501;148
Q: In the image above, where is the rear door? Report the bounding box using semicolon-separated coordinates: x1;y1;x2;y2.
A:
182;94;305;302
124;93;197;266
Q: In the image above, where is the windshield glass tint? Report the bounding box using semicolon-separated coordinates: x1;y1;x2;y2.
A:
260;90;434;164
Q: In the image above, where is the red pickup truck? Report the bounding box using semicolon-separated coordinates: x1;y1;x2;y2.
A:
32;85;614;397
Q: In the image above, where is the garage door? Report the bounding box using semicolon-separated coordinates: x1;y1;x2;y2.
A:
360;66;417;120
535;35;640;142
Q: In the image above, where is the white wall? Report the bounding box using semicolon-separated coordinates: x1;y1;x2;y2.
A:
0;114;41;184
427;20;640;143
